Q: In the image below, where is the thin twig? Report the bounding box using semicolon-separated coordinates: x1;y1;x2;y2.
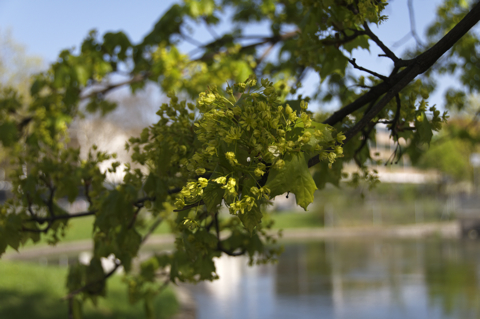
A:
142;216;164;244
79;73;148;101
348;58;387;80
180;30;204;47
84;179;94;207
392;94;402;136
64;259;121;300
203;18;219;39
173;200;204;212
407;0;425;47
363;23;411;68
214;212;246;256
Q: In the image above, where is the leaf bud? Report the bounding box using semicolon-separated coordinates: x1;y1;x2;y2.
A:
198;177;208;188
285;105;293;115
195;168;206;175
300;100;308;110
263;87;275;95
214;176;227;184
275;159;285;170
336;133;346;143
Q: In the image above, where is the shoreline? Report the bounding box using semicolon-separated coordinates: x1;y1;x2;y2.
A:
3;221;460;261
277;221;460;241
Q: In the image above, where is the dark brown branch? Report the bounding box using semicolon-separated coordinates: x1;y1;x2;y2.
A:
127;206;142;229
173;200;204;212
363;23;412;67
348;58;387;80
323;78;394;126
344;1;480;143
214;212;246;256
26;196;36;218
22;195;160;234
79;31;298;104
68;298;74;319
392;94;402;136
83;179;94;207
27;210;97;224
64;215;164;303
22;224;52;233
322;30;366;47
17;116;33;131
79;73;148;101
194;31;298;62
64;259;121;300
312;1;480;168
142;216;164;244
354;122;376;167
45;180;56;218
256;43;276;66
22;190;175;233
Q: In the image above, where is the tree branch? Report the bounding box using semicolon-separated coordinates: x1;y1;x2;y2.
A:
214;212;246;256
194;31;298;62
348;58;387;80
27;210;97;224
363;22;412;67
312;1;480;167
64;259;121;300
173;200;204;212
79;73;148;101
344;1;480;143
407;0;425;47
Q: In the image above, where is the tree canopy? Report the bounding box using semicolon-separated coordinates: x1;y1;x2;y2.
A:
1;0;480;317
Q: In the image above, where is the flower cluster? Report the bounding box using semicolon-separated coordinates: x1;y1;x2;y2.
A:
130;75;342;227
173;76;342;216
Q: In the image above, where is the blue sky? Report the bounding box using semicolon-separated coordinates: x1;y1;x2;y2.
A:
0;0;455;110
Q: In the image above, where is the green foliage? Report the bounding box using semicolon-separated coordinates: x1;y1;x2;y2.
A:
0;0;479;317
265;152;317;210
415;116;480;181
418;138;472;181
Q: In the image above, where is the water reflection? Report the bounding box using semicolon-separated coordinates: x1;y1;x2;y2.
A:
189;238;480;319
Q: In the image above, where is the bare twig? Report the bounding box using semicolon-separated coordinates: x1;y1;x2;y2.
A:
173;200;204;212
203;18;219;39
363;22;412;68
84;179;94;208
180;30;204;47
391;94;402;136
142;216;164;244
353;122;376;167
79;73;148;101
64;259;121;300
408;0;425;47
348;58;387;80
64;215;164;303
214;212;246;256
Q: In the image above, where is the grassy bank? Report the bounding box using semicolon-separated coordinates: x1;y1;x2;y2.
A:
22;215;172;248
0;260;178;319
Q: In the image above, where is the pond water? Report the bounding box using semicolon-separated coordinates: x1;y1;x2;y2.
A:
187;238;480;319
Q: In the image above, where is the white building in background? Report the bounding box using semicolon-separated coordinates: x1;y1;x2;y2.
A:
337;124;440;184
361;124;440;184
